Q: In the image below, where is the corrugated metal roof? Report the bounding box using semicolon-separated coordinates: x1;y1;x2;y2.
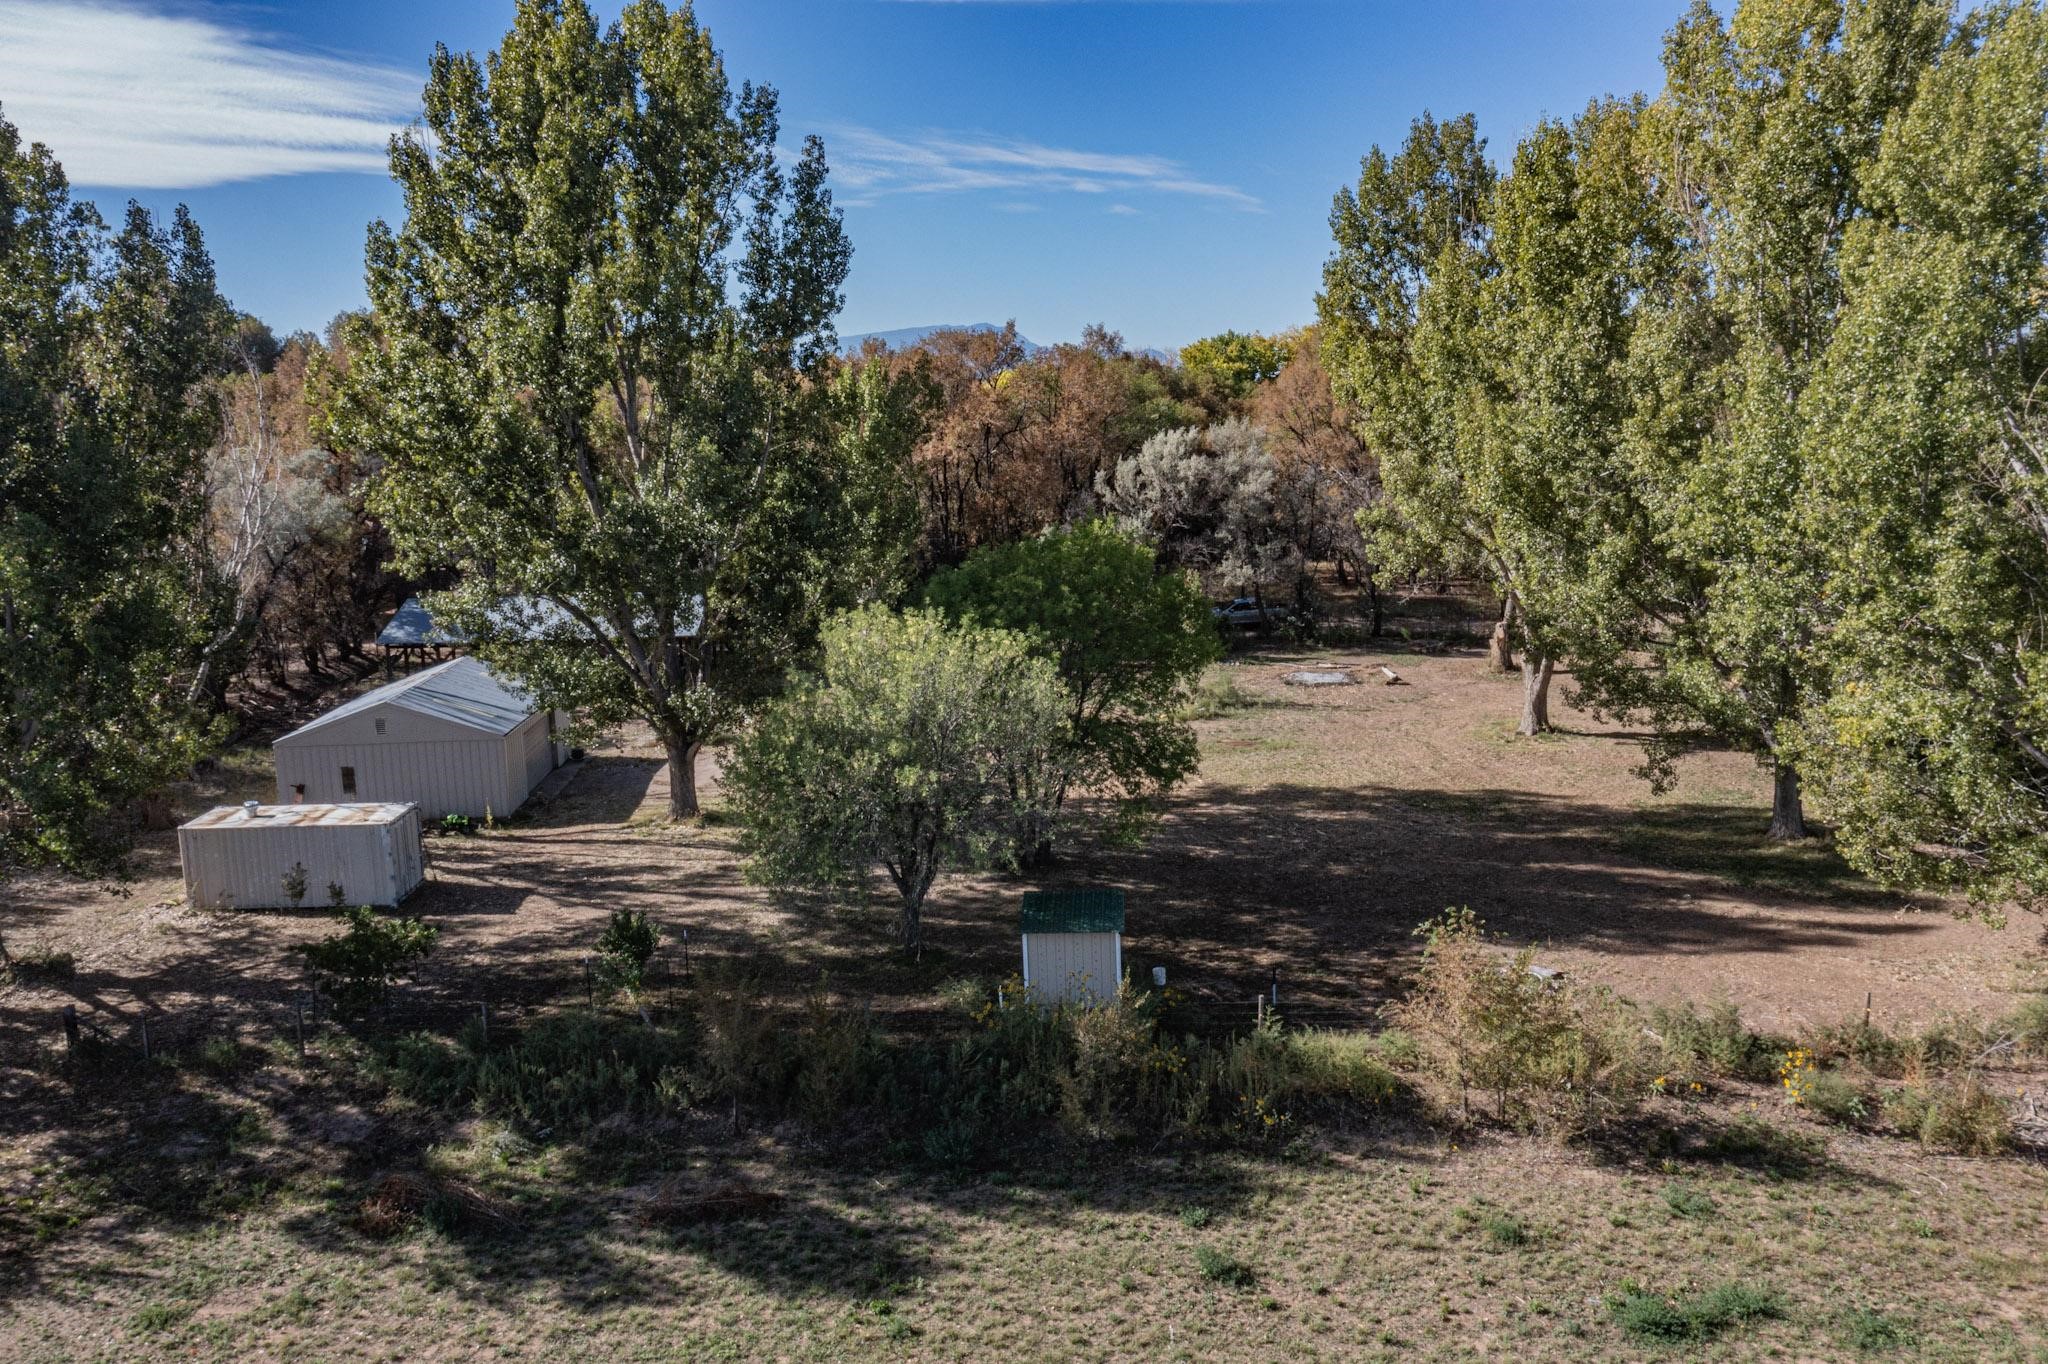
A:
376;596;468;648
282;656;536;741
1020;888;1126;935
375;593;702;648
182;802;416;830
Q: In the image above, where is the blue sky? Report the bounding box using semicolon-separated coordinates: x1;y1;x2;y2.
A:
0;0;1686;352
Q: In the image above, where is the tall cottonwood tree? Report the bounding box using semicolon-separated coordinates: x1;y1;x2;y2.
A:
1789;4;2048;905
0;109;230;866
1586;0;1953;838
1466;101;1674;739
1321;112;1579;730
333;0;925;817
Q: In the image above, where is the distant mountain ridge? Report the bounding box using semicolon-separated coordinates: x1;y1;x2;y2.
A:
839;322;1041;356
840;322;1175;366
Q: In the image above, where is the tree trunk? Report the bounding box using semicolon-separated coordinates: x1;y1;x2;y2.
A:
1767;764;1807;841
1488;595;1517;672
1366;574;1383;638
1517;654;1555;736
899;880;931;955
662;733;701;819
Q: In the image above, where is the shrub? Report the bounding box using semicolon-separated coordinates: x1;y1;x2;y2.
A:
1840;1306;1914;1353
690;970;797;1108
1649;1000;1783;1081
1183;669;1258;720
1393;909;1655;1136
1056;985;1197;1141
1607;1281;1782;1343
1371;1027;1423;1068
789;989;883;1128
1194;1245;1257;1288
196;1038;244;1074
594;909;660;993
434;813;478;837
1802;1070;1870;1125
1456;1204;1531;1247
1883;1076;2011;1155
281;862;309;908
2010;995;2048;1059
297;905;437;1013
1661;1182;1716;1220
381;1012;691;1131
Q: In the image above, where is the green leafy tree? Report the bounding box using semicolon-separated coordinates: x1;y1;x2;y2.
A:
1320;113;1542;682
1577;0;1953;838
1466;100;1673;736
595;907;661;991
1179;330;1293;403
1789;4;2048;905
298;903;439;1013
922;519;1220;854
0;108;231;868
329;0;926;819
725;606;1068;952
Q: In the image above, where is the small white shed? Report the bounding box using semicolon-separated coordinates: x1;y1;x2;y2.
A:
1020;888;1126;1005
179;802;425;910
274;657;566;819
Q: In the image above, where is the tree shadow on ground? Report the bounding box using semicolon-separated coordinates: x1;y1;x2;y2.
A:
835;781;1957;1034
1586;1106;1859;1187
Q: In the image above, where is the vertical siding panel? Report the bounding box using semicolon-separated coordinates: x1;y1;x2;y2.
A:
274;704;555;818
179;809;422;909
1023;933;1118;1004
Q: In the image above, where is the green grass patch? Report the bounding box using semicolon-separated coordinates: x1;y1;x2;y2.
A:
1194;1245;1257;1288
1607;1280;1782;1343
1839;1306;1915;1353
1660;1182;1716;1220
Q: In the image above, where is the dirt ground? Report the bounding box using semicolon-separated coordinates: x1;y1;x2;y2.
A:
4;631;2048;1362
5;636;2039;1061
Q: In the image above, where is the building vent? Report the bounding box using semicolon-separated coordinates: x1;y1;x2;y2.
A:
375;718;387;735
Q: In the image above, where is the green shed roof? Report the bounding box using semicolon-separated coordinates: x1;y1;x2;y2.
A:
1020;888;1125;936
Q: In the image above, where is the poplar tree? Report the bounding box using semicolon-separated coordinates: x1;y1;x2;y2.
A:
1587;0;1953;839
1791;4;2048;905
333;0;925;818
1320;114;1556;702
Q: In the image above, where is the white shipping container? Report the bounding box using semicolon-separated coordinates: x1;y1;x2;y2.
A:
178;803;425;910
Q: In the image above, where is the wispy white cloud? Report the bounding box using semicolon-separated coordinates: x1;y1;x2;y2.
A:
1108;203;1140;216
827;125;1259;211
0;0;417;188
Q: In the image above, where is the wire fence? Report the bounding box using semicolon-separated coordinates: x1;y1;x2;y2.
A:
29;944;702;1069
28;949;1387;1074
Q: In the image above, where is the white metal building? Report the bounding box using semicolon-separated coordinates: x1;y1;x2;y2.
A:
179;802;425;910
274;657;565;819
1020;888;1126;1005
